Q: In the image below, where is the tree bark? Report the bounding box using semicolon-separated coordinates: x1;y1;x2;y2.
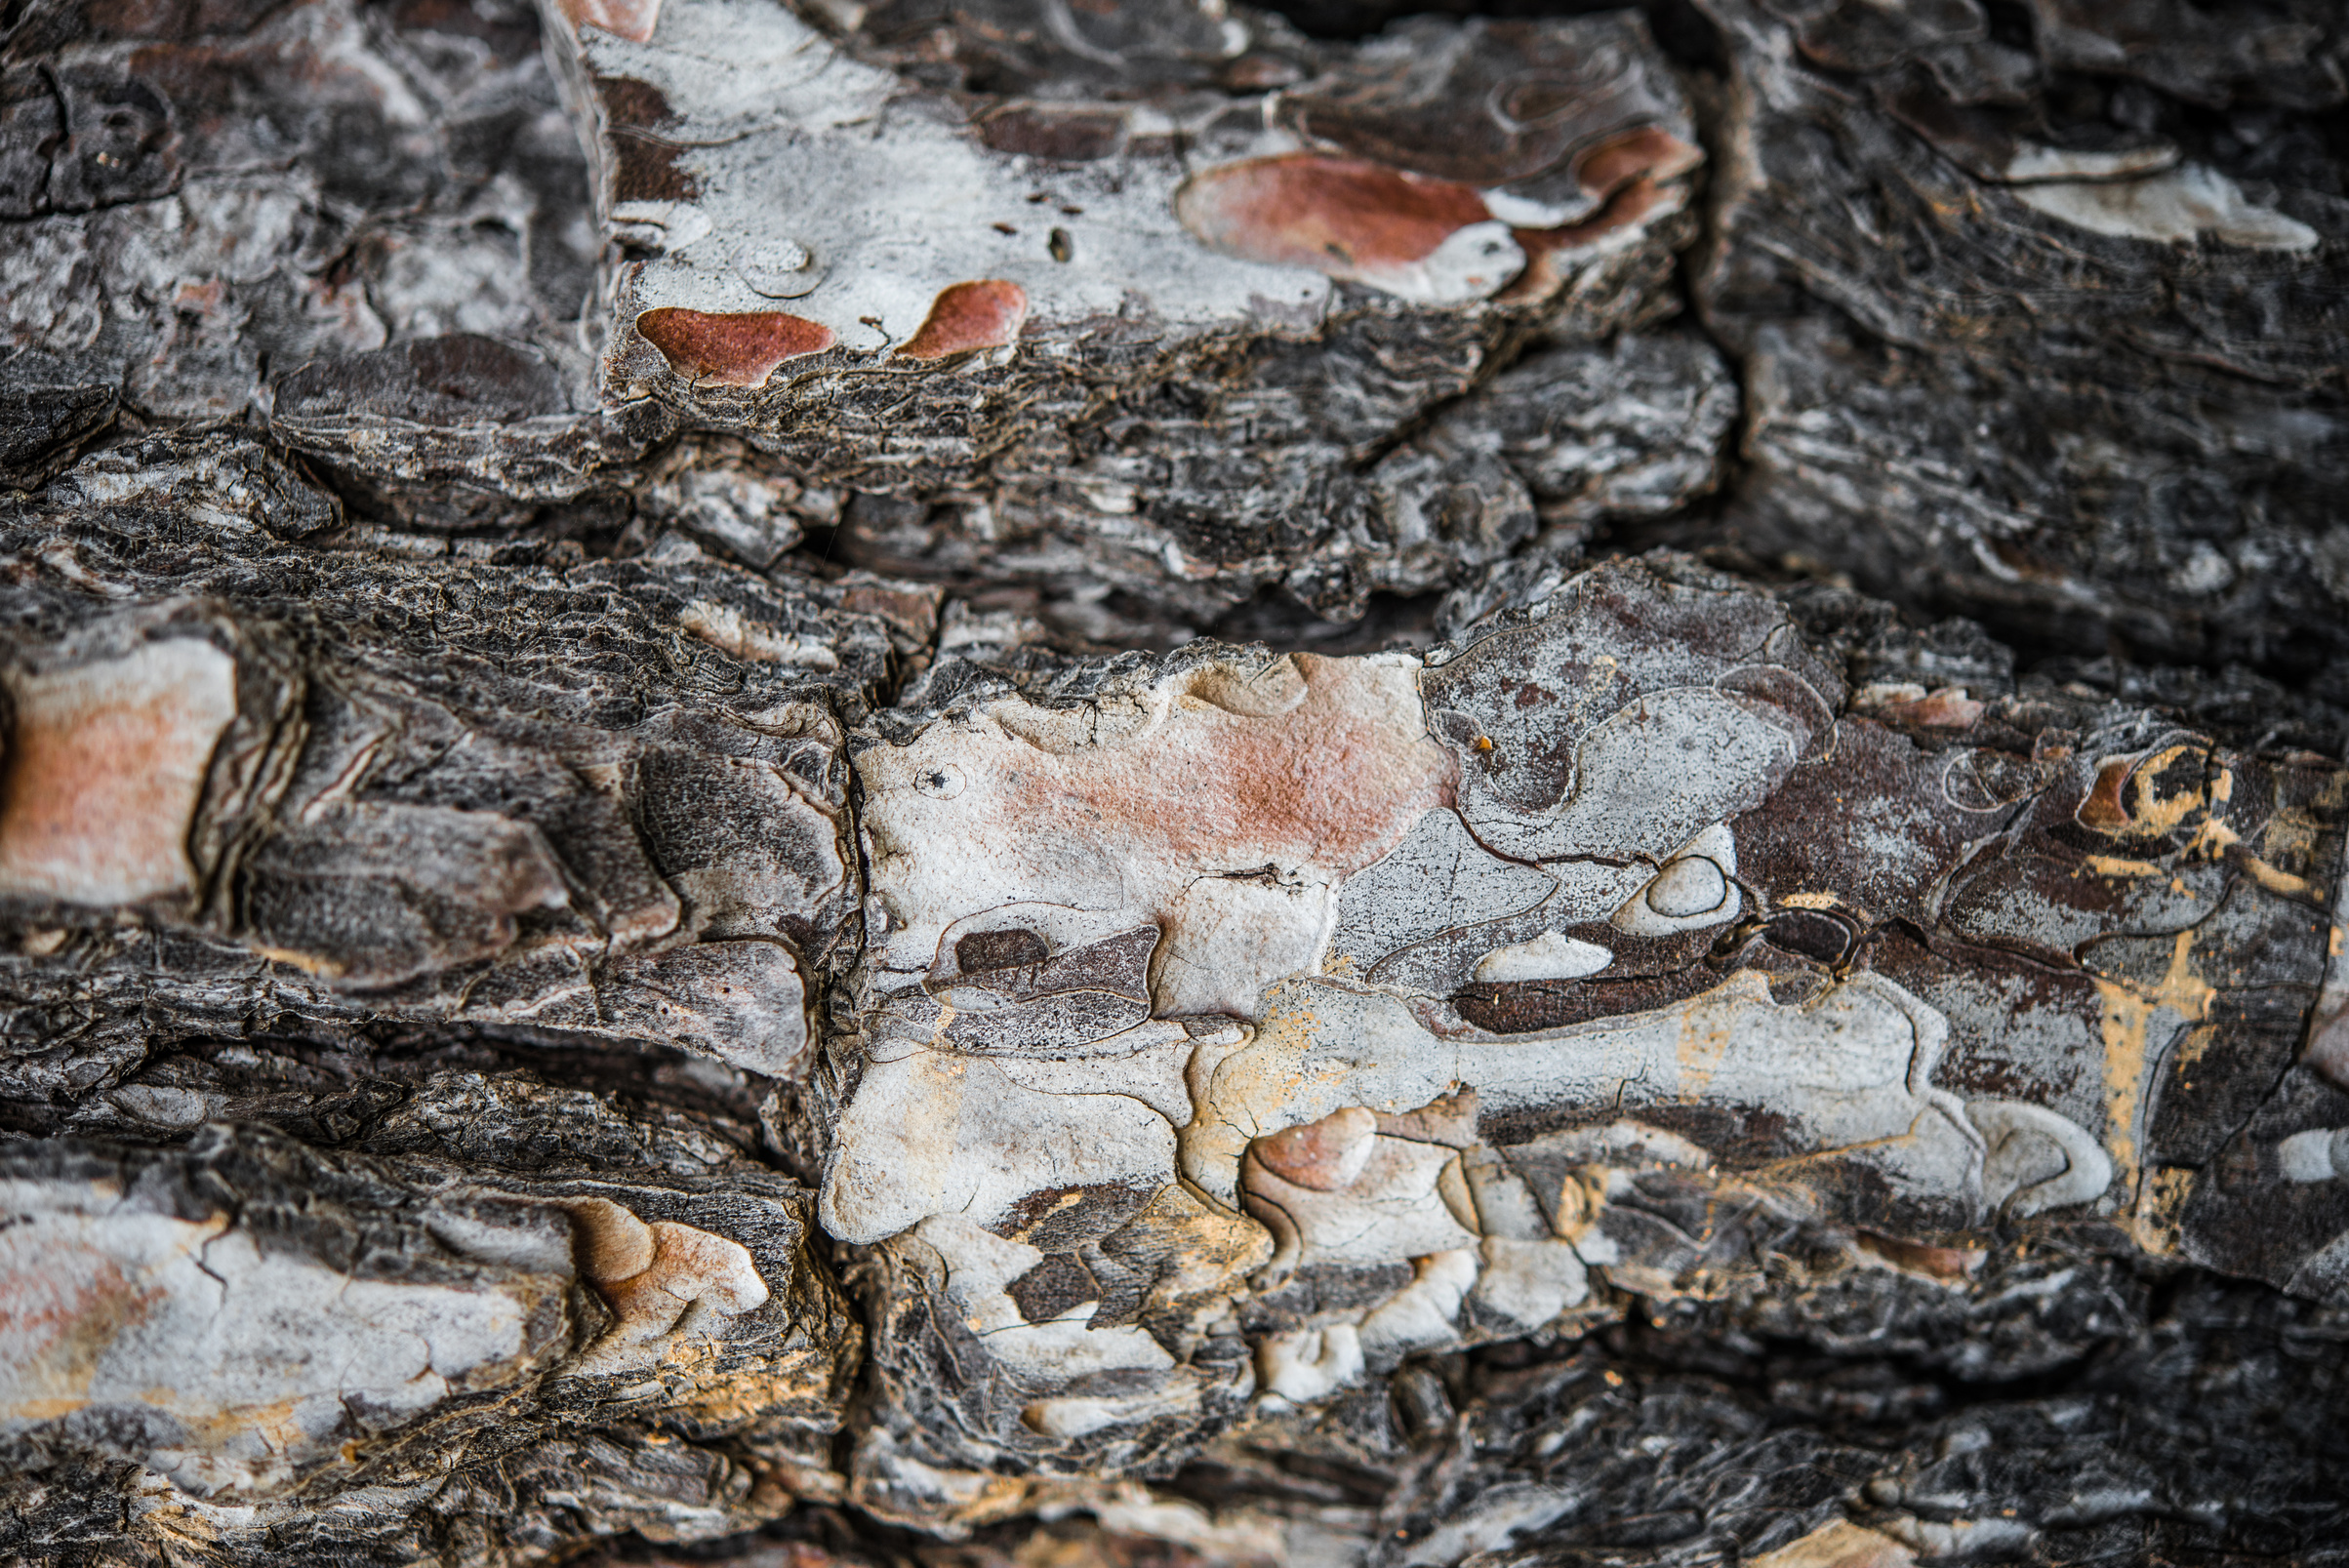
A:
4;0;2349;1565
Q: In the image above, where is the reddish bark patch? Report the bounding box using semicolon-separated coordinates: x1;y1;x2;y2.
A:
2077;756;2137;832
1855;1229;1985;1280
611;139;696;204
556;0;661;42
594;76;673;132
1877;687;1987;731
1176;153;1492;280
896;281;1029;361
1253;1106;1378;1191
0;640;238;906
636;308;834;386
1496;175;1673;303
1571;126;1704;201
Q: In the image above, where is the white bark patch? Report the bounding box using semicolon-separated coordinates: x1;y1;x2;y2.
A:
2015;164;2319;251
822;1034;1186;1244
1325;806;1556;977
1256;1322;1363;1403
679;600;843;669
1472;1236;1591;1328
566;0;1331;358
568;1216;769;1376
1186;971;1986;1214
0;640;238;905
908;1215;1175;1380
1244;1128;1478;1279
1610;823;1741;937
1472;931;1613;983
1357;1247;1478;1362
2278;1129;2347;1183
2003;142;2179;184
1399;1482;1579;1566
1967;1100;2113;1216
0;1182;569;1496
859;652;1452;1020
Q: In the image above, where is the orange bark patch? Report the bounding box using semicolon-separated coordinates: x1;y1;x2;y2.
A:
2078;756;2137;832
896;281;1030;360
1878;687;1986;730
1854;1229;1984;1280
636;307;834;386
555;0;662;42
0;640;238;906
1176;153;1492;278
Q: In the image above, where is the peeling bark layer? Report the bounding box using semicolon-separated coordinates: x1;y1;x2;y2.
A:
4;431;2347;1560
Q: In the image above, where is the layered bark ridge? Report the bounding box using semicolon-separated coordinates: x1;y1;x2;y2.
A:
6;0;2349;1562
3;436;2347;1561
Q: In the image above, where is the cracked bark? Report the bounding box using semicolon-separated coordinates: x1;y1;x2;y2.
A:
4;0;2349;1565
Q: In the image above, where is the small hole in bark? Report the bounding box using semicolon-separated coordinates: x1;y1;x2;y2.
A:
1763;910;1855;966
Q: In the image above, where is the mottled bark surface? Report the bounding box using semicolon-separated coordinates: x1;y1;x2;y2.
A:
4;0;2349;1565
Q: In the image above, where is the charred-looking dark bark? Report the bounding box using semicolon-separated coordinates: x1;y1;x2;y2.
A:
3;0;2348;1564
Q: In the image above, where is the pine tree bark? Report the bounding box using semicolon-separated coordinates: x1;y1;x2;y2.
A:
4;0;2349;1565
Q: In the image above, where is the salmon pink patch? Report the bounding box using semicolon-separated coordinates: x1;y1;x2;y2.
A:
896;281;1030;360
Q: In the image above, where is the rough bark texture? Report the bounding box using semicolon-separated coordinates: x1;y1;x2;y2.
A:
4;0;2349;1565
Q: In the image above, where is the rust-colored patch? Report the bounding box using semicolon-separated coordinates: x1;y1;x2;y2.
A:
957;927;1049;974
981;654;1453;877
896;281;1029;361
1853;1229;1983;1280
838;579;944;644
0;640;238;907
0;1243;167;1423
556;0;661;42
867;654;1457;1023
1876;687;1986;730
1571;125;1704;200
635;308;834;386
1496;175;1673;303
2078;756;2137;831
1175;152;1493;279
1252;1106;1378;1191
611;139;696;204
